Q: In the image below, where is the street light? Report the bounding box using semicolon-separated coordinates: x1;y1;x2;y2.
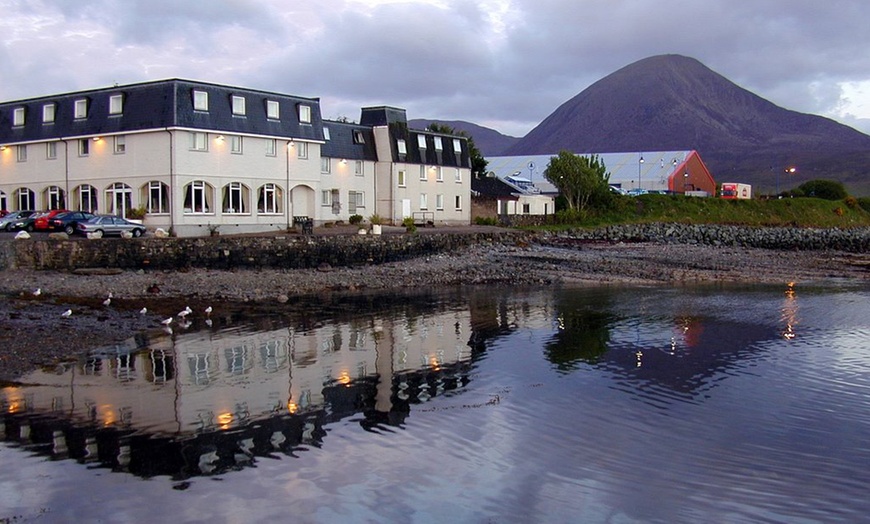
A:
638;154;644;190
777;166;796;196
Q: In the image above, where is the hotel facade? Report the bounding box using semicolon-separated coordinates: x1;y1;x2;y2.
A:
0;79;473;236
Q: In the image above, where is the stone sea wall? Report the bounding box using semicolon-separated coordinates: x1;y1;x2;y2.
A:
1;231;529;271
545;223;870;252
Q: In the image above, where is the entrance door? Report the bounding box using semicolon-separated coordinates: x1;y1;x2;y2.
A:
401;199;411;219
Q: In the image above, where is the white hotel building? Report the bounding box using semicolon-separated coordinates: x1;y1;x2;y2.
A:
0;79;472;237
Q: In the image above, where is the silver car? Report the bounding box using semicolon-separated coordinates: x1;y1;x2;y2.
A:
0;210;36;231
76;215;146;238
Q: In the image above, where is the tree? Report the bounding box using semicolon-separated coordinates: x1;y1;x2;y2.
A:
544;151;611;213
426;123;488;178
793;179;848;200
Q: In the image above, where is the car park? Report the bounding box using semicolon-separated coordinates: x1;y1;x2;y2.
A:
48;211;96;235
6;211;46;232
0;210;36;231
76;215;146;238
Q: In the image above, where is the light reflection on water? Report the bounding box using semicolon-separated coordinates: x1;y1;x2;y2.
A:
2;284;870;523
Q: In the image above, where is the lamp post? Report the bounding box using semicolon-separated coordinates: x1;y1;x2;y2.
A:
683;171;690;193
777;166;796;196
638;154;644;191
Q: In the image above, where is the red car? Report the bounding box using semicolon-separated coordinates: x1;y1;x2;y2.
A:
33;209;69;231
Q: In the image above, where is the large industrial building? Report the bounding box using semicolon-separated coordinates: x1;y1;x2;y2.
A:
0;79;473;236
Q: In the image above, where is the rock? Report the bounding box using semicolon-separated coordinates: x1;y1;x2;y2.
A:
14;230;31;240
48;232;69;240
154;228;169;238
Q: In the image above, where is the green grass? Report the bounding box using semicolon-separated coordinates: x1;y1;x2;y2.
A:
539;194;870;230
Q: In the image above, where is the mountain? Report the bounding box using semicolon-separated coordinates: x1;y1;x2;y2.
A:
504;55;870;194
408;119;520;156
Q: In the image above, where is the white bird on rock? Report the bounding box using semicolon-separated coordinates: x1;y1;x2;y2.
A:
61;309;72;318
178;306;193;318
139;307;148;315
204;306;213;316
161;317;173;325
103;297;112;307
33;288;42;296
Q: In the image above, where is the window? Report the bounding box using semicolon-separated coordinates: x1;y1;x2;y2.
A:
436;194;444;210
417;135;427;149
43;104;55;123
190;131;208;151
183;180;213;213
230;135;242;154
396;139;407;155
0;191;6;213
419;165;427;181
46;142;57;160
397;170;406;187
434;137;443;151
114;135;126;154
145;181;169;214
420;193;428;210
17;187;35;211
348;190;364;213
17;145;27;162
323;127;330;140
355;160;363;175
265;138;276;156
74;99;88;119
353;130;365;144
222;182;249;214
298;104;311;123
321;157;331;173
78;139;89;156
109;94;123;115
105;182;132;217
45;186;65;210
454;168;462;183
13;107;25;126
453;139;462;153
232;95;246;116
76;185;98;213
523;203;531;214
258;183;283;214
321;190;332;206
296;141;308;159
193;90;208;111
436;166;443;182
455;195;462;210
266;100;280;120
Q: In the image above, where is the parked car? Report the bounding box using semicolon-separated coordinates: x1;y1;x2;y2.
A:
6;211;47;232
76;215;147;238
33;209;69;231
48;211;96;235
0;210;36;231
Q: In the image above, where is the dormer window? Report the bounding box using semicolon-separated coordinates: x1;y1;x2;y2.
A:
417;135;427;149
109;94;123;115
453;139;462;153
323;127;331;140
353;130;365;144
74;99;88;119
434;137;443;151
12;107;25;127
43;104;56;123
266;100;280;120
396;139;407;155
193;90;209;111
232;95;246;116
298;104;311;123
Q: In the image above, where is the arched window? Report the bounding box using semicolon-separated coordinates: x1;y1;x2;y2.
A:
142;181;169;214
73;184;98;213
44;186;66;210
183;180;213;214
16;188;35;211
0;190;7;212
222;182;250;214
258;183;283;214
105;182;132;217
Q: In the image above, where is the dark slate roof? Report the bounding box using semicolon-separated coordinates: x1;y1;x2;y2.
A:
359;106;407;127
320;120;378;161
0;79;324;144
471;176;520;200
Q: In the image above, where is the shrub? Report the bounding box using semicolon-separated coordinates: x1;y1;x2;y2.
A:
795;179;848;200
402;216;417;233
474;216;498;226
858;197;870;214
369;214;384;225
349;214;363;225
126;206;147;220
844;196;859;209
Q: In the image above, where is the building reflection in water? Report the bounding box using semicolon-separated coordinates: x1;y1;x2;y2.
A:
0;297;480;480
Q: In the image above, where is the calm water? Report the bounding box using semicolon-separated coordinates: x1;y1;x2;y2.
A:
2;283;870;523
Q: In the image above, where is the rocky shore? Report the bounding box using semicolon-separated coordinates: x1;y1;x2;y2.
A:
1;228;868;381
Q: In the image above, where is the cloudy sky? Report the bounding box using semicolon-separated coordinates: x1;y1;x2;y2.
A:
2;0;870;137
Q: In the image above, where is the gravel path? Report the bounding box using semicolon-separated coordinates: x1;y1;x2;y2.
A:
1;240;867;381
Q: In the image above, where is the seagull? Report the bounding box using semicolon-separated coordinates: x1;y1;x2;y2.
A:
161;317;173;325
61;309;72;318
139;307;148;315
204;306;213;316
33;288;42;296
103;297;112;306
178;306;193;318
